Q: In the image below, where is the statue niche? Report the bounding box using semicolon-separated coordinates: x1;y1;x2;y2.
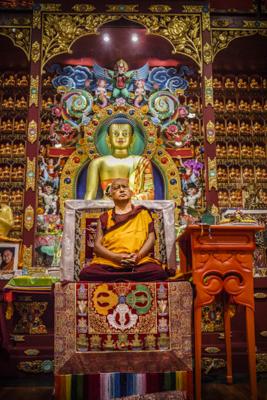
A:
84;117;154;200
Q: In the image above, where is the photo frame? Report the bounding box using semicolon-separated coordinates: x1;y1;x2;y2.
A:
0;237;22;279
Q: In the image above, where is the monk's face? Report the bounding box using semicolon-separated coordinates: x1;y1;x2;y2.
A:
108;123;133;150
3;249;13;264
111;179;132;201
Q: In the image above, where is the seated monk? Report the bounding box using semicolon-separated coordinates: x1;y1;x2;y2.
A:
79;178;168;282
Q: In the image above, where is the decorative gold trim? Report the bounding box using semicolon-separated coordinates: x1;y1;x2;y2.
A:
206;120;215;144
202;357;226;374
33;10;41;30
203;42;212;64
0;27;31;60
254;292;267;299
211;19;232;28
202;11;211;31
208;157;217;190
26;157;36;191
243;21;267;29
204;346;221;353
22;245;33;269
27;120;38;144
204;77;213;107
148;5;172;13
29;76;39;107
24;205;34;231
126;14;202;71
212;29;258;61
41;14;119;71
182;6;203;13
31;41;40;63
41;3;61;11
105;4;139;12
72;4;96;12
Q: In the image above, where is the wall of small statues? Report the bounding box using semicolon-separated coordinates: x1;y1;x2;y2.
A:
0;72;29;237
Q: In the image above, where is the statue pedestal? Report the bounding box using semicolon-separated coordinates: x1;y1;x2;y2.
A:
178;224;263;400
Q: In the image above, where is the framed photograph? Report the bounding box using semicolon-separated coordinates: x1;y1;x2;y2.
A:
0;241;21;278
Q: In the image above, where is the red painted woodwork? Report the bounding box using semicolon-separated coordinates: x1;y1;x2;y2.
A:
178;224;263;400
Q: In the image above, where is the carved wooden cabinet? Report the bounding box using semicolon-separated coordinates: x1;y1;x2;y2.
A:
0;286;54;377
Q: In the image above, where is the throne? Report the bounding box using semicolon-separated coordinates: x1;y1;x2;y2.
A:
55;200;193;400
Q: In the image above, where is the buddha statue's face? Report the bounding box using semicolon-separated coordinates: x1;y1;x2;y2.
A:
108;123;133;150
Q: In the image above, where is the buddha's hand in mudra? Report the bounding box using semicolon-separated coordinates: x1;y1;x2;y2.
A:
119;252;142;267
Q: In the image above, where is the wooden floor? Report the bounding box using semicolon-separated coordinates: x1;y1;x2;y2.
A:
0;378;266;399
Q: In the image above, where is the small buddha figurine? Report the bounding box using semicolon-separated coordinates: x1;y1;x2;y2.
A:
17;75;28;87
225;77;235;89
12;144;18;156
0;144;4;155
228;144;235;158
234;167;241;181
6;119;13;132
214;99;221;112
250;77;260;89
216;143;222;157
11;166;17;181
215;121;221;132
4;142;12;157
223;191;229;205
243;166;253;181
0;190;9;204
241;144;248;158
225;99;236;112
226;121;234;134
233;144;240;158
253;121;262;134
43;75;52;87
262;168;267;181
255;166;262;181
15;189;23;204
0;166;3;180
17;143;25;156
10;190;16;204
3;165;10;181
7;96;14;109
3;74;16;87
221;144;227;157
16;165;24;181
239;121;249;134
229;191;238;206
217;166;227;182
229;167;236;180
239;99;249;112
218;190;224;205
247;145;253;158
237;77;248;89
213;77;222;89
188;78;198;89
251;99;262;112
13;213;22;229
16;96;27;109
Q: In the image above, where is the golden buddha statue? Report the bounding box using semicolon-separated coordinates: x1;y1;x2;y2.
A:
3;74;15;87
0;203;14;236
17;75;28;87
84;120;154;200
5;119;13;132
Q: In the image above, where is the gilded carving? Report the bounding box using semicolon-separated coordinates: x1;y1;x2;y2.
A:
126;14;202;70
206;120;215;144
148;5;172;13
42;14;118;70
24;205;34;231
29;76;39;107
22;245;33;269
208;157;217;190
31;41;40;63
33;10;41;29
0;27;31;60
203;42;212;64
27;120;37;144
106;4;139;12
211;19;232;28
202;357;226;374
202;11;210;31
41;3;61;11
182;6;203;13
26;157;36;191
72;4;96;12
212;29;257;60
204;77;213;107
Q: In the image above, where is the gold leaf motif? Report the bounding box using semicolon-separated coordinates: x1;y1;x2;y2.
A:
204;77;213;107
182;6;203;13
212;29;257;60
203;42;212;64
22;245;33;269
42;14;119;70
126;14;202;71
202;11;210;31
27;120;37;144
208;157;217;190
24;205;34;231
31;41;40;63
206;120;215;144
106;4;139;12
256;354;267;373
72;4;96;12
204;346;221;353
0;27;31;60
33;10;41;29
211;19;232;28
148;5;172;13
243;20;258;28
29;76;39;107
41;3;61;11
26;157;36;191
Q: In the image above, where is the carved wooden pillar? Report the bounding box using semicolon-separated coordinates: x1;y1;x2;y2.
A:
23;8;42;269
201;5;218;209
